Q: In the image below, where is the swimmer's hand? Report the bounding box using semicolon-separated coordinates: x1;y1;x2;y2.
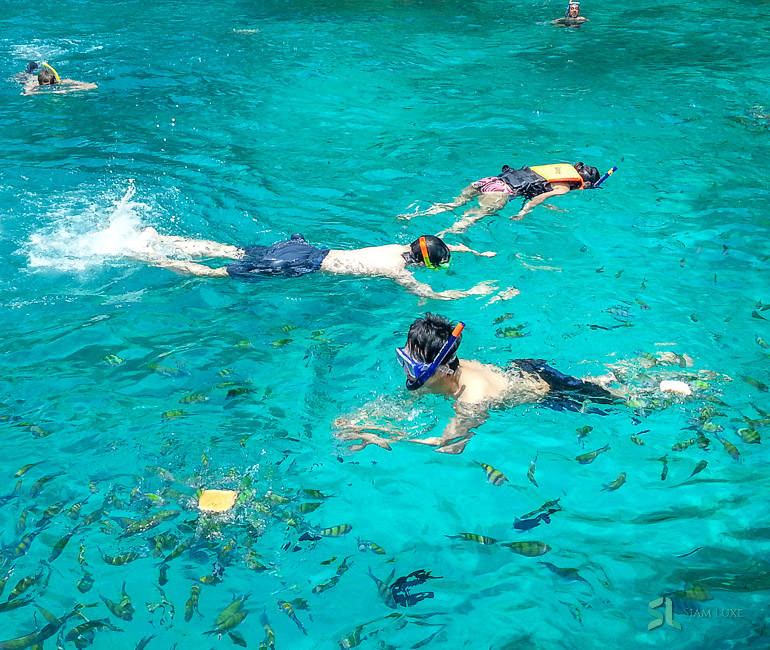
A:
466;280;497;297
511;211;527;221
444;243;496;258
487;286;521;305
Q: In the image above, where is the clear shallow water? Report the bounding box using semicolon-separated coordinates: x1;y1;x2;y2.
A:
1;1;769;648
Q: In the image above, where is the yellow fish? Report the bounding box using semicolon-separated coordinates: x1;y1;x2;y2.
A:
502;541;551;557
475;461;508;486
601;472;626;491
575;445;610;465
446;533;497;545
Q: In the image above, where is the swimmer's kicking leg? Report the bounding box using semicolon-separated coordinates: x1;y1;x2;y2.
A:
139;227;243;259
436;192;509;237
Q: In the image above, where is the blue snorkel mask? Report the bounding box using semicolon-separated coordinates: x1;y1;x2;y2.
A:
396;322;465;391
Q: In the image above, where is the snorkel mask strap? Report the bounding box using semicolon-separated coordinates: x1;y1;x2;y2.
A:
419;236;436;270
41;62;61;83
406;321;465;390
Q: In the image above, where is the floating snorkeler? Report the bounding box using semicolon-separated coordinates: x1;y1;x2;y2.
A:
133;228;507;301
400;162;614;235
552;1;589;27
390;313;619;454
20;61;97;96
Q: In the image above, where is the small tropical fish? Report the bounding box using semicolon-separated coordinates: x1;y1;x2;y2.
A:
658;456;669;481
312;573;341;595
670;584;712;602
29;472;65;497
636;298;651;310
737;428;761;444
147;362;188;378
575;445;610;465
119;510;180;538
101;582;134;621
742;376;769;392
615;270;623;278
493;313;515;325
158;562;169;586
630;435;645;446
320;556;337;565
576;426;592;445
161;409;187;421
601;472;627;491
277;599;307;635
539;562;589;583
179;394;208;404
7;524;48;559
520;498;562;520
8;567;46;600
560;600;583;625
280;324;298;332
163;536;194;563
367;568;397;609
272;339;292;347
49;526;81;562
229;631;247;647
714;434;740;460
260;608;276;649
672;438;697;451
357;538;386;554
64;619;122;643
446;533;497;545
234;339;252;348
227;387;252;399
297;501;323;514
496;326;526;338
338;626;364;649
0;598;33;614
15;508;28;535
502;541;551;557
77;570;94;593
13;461;43;478
475;461;508;486
756;335;770;349
685;460;708;480
136;634;156;650
301;524;352;541
184;584;201;622
101;355;124;366
527;453;538;487
595;266;604;273
303;489;332;499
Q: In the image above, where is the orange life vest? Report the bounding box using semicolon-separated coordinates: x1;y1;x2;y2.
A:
529;164;584;189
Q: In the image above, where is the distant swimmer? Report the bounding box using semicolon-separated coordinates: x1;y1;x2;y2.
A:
552;1;589;27
20;62;97;96
400;162;608;235
134;228;506;301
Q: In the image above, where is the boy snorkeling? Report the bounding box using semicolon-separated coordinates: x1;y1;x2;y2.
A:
399;162;603;235
21;62;97;96
133;228;507;301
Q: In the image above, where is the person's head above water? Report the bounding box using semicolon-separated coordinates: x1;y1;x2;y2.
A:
574;162;601;188
566;1;581;17
403;235;451;269
25;61;39;74
397;313;463;390
37;63;61;85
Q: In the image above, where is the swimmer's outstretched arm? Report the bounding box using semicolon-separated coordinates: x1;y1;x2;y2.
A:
512;185;571;220
392;272;497;301
444;243;497;257
409;405;489;454
397;185;479;220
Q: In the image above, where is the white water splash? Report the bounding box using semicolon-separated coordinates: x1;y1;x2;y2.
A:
26;182;157;271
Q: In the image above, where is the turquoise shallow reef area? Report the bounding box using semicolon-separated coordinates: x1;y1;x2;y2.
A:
1;0;769;648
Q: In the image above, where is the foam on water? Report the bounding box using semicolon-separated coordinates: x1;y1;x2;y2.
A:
25;183;156;271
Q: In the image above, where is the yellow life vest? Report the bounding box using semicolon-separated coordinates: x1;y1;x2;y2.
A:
530;164;584;189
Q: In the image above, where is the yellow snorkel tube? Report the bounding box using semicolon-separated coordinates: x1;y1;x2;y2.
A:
41;62;61;83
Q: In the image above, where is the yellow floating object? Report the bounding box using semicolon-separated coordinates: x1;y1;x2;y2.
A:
659;380;692;396
198;489;238;513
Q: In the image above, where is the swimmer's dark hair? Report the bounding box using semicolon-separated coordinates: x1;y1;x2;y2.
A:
38;69;58;85
406;313;461;372
404;235;451;268
26;61;39;74
574;162;600;188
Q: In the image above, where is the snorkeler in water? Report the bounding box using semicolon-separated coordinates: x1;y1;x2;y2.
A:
133;228;507;301
335;313;620;454
20;62;97;96
552;1;589;27
399;162;604;235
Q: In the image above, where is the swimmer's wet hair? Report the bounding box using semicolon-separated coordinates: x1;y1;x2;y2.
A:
574;162;600;187
406;313;461;371
38;69;58;85
405;235;450;268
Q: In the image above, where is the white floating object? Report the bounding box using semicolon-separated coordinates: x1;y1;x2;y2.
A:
660;380;692;396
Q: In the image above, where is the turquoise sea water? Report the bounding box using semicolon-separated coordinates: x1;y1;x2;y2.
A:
1;0;769;648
